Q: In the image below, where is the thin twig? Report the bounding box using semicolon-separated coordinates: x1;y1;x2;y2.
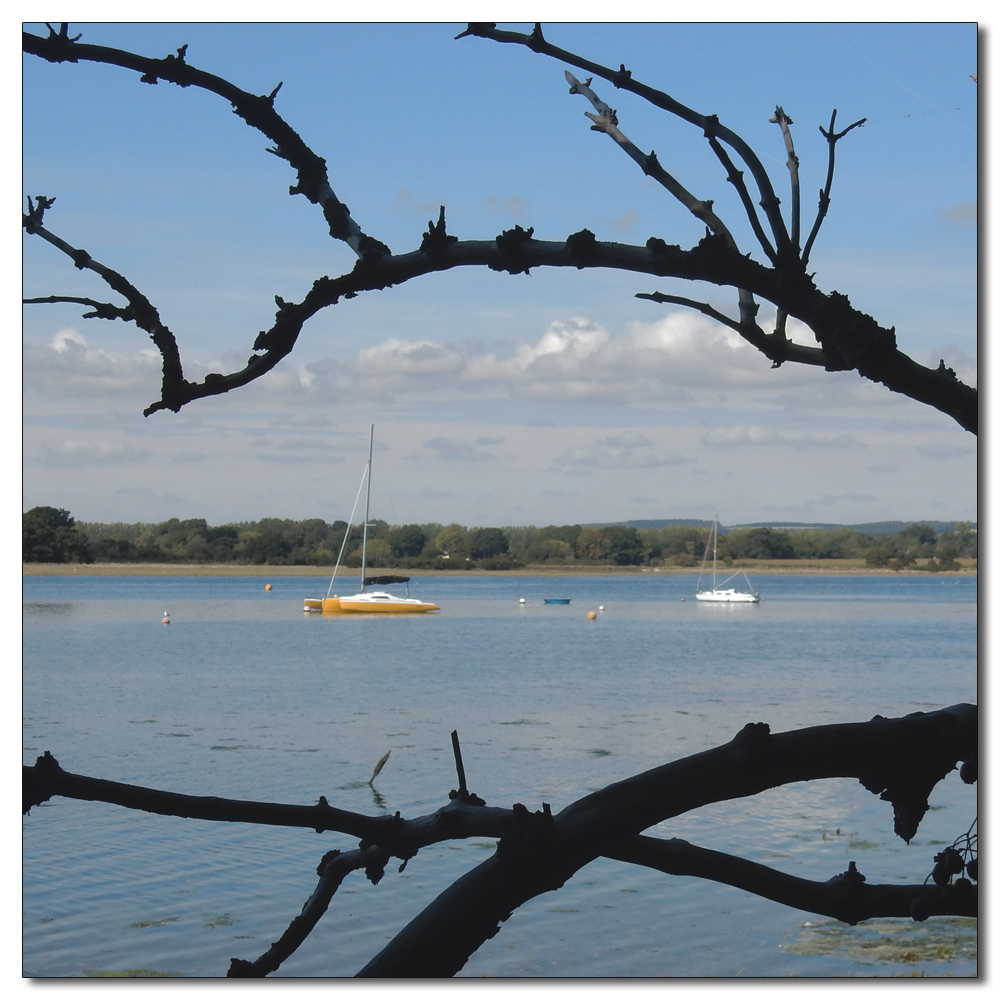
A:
228;845;390;977
769;106;800;253
802;109;867;266
451;731;468;795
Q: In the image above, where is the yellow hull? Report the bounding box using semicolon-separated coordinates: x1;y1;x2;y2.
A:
337;600;439;614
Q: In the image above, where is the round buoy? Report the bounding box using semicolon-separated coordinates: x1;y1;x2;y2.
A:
680;597;685;602
587;611;597;620
161;613;170;624
519;598;526;604
265;583;272;591
598;605;605;611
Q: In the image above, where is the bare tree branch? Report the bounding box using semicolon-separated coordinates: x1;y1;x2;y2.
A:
802;110;868;266
770;106;802;253
23;703;976;977
23;295;134;322
458;22;795;260
606;836;977;923
228;845;390;977
566;72;740;250
22;750;515;851
23;208;188;409
23;24;387;259
22;25;978;434
635;291;827;369
355;704;975;976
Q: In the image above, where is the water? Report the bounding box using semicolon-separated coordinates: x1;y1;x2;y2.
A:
22;573;978;977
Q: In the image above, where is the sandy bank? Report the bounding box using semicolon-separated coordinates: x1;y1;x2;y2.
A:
23;560;976;578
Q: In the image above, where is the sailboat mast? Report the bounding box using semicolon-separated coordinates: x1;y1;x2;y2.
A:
712;519;718;590
360;425;374;593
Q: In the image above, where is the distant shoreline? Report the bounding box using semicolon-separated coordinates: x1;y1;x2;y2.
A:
23;560;977;578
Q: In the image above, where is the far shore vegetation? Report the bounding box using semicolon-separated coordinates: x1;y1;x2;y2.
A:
23;507;977;576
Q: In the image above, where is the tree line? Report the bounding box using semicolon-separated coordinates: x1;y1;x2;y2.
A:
23;506;977;571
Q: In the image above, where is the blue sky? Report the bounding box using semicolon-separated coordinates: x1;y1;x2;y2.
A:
21;20;978;529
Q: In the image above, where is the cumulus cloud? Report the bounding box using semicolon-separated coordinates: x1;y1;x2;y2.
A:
551;432;690;471
325;312;832;409
23;328;161;400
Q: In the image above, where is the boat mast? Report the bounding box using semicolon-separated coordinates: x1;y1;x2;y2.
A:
360;425;374;593
712;518;718;590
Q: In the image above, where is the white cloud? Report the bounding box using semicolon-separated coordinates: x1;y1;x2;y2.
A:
24;329;161;400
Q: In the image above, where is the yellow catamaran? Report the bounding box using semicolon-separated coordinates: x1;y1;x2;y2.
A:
304;426;440;615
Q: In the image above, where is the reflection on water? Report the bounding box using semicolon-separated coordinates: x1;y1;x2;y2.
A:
23;574;977;977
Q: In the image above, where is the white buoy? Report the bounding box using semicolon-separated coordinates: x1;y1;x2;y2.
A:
598;605;605;611
519;598;526;604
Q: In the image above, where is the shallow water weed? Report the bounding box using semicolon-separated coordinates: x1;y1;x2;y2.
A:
786;917;977;967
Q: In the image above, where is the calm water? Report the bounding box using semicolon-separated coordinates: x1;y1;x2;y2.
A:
23;573;978;977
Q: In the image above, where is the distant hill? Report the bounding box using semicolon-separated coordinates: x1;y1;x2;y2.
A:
586;519;976;536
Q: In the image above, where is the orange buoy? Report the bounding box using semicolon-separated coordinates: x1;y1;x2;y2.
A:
161;613;170;624
587;611;597;621
680;597;685;602
265;583;272;591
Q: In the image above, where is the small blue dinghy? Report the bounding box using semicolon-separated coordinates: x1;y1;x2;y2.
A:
543;598;571;604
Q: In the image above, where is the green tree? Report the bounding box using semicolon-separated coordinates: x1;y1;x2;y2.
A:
575;527;610;561
387;524;428;559
865;547;890;567
604;525;645;565
22;507;93;564
465;527;509;561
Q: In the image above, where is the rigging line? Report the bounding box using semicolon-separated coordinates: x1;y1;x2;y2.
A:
326;463;369;599
831;33;975;138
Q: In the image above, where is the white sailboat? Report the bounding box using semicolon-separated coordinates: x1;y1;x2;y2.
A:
304;426;439;615
695;520;760;603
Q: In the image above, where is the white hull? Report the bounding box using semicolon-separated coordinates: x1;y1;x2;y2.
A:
695;588;759;603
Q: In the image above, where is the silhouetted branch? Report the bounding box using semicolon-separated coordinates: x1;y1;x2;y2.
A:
605;836;977;924
636;290;827;369
23;208;187;407
22;25;977;434
22;24;385;259
23;750;514;853
770;106;801;252
228;845;390;977
566;72;740;253
22;295;134;321
24;704;976;977
460;22;794;259
356;704;975;976
802;110;868;266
